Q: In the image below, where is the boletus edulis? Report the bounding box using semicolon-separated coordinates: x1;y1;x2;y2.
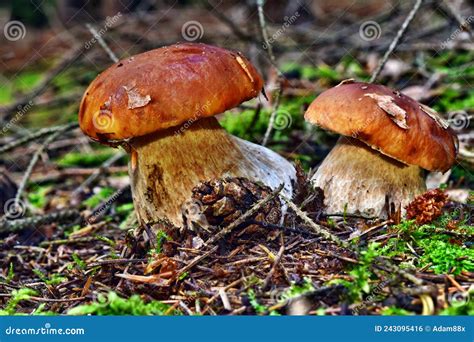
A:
305;80;458;217
78;43;296;227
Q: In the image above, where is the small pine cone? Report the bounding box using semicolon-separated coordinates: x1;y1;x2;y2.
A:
190;177;282;235
405;189;448;224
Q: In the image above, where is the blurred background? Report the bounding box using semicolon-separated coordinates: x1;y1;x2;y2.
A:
0;0;472;212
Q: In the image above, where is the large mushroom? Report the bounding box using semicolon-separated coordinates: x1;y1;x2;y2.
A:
304;80;458;217
79;43;296;227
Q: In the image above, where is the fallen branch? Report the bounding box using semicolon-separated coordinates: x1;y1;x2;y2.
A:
0;123;79;155
0;209;81;234
281;195;349;248
262;241;285;289
87;258;147;269
173;245;219;282
14;124;77;205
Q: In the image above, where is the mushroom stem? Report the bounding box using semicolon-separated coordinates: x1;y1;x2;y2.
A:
129;117;295;227
311;137;426;217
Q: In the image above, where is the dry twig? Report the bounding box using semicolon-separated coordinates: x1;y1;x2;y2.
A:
370;0;424;83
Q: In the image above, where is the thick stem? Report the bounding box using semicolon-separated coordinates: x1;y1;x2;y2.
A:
129;117;295;227
311;137;426;217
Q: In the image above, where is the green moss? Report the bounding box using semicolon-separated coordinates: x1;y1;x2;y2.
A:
57;149;119;168
83;187;115;208
152;229;172;254
0;288;38;315
220;95;312;143
377;212;473;274
417;239;474;274
247;289;267;314
32;269;68;286
14;70;43;92
28;185;51;209
381;306;415;315
68;292;177;315
0;85;13;104
281;62;340;81
329;243;381;301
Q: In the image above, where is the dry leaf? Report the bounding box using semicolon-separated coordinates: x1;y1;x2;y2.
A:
123;85;151;109
115;273;170;285
419;104;449;129
364;93;408;129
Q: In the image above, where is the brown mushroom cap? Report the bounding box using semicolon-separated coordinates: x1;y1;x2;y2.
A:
79;43;263;141
304;81;458;172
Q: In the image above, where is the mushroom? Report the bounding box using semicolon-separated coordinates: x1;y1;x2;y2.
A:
78;43;296;227
304;80;458;217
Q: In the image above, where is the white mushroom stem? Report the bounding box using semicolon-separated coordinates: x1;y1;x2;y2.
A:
129;116;295;227
311;137;426;217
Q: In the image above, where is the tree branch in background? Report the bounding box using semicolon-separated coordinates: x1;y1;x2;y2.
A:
0;209;80;234
0;123;79;155
370;0;424;83
257;0;285;147
86;23;119;63
14;124;77;206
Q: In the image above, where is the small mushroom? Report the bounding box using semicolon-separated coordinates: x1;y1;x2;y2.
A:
79;43;296;227
304;81;458;217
